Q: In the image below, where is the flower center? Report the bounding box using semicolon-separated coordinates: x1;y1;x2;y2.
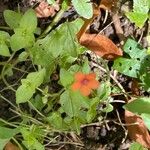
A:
81;78;89;85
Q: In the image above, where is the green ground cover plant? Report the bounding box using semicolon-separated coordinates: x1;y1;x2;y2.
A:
0;0;149;149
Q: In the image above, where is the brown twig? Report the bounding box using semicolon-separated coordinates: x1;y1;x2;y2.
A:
112;13;125;45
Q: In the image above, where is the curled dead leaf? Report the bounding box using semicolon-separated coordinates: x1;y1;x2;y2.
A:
79;33;122;60
5;142;20;150
125;110;150;148
35;1;59;18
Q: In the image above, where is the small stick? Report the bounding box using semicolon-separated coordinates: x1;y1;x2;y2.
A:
112;13;125;45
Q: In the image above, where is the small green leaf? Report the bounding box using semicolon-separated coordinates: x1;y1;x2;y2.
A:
82;59;90;73
102;103;113;113
97;81;111;101
20;9;37;33
47;0;55;4
113;58;140;78
60;69;74;87
0;31;10;41
113;39;147;78
129;142;147;150
126;12;148;28
16;69;46;103
141;113;150;131
86;97;99;122
10;30;35;51
72;0;93;19
47;112;67;130
21;128;44;150
3;10;22;29
18;51;28;62
30;94;45;111
133;0;150;14
124;97;150;115
0;126;19;150
0;31;10;56
125;0;150;28
0;43;10;57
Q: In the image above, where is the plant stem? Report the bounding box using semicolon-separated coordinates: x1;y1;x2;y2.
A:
38;9;64;39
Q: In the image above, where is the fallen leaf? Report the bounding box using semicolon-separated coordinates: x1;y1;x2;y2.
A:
100;0;118;10
125;109;150;148
131;79;140;96
5;142;20;150
79;33;123;60
35;1;59;18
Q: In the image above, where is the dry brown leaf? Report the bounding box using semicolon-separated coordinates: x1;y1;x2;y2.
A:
79;33;123;60
131;79;140;96
35;1;59;18
100;0;118;10
5;142;20;150
125;110;150;148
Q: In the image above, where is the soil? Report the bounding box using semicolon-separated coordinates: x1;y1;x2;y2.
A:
0;0;149;149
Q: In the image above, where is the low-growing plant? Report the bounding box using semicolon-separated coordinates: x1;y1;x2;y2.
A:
0;0;149;149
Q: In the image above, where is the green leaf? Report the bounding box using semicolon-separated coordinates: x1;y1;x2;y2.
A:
3;10;22;29
60;90;89;117
16;68;46;103
124;97;150;115
102;103;113;113
66;116;83;134
30;94;45;111
18;51;28;62
113;58;140;78
0;43;10;57
0;31;10;41
72;0;93;19
0;126;19;150
86;97;99;122
0;31;10;56
126;12;148;28
42;19;83;58
141;113;150;131
125;0;150;28
97;81;111;101
29;42;56;80
133;0;150;14
139;55;150;91
47;0;55;4
10;29;35;51
129;142;147;150
113;39;147;78
21;128;44;150
60;69;74;87
82;58;90;73
19;9;37;33
47;112;67;130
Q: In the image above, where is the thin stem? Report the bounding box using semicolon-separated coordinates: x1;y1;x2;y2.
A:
0;26;12;30
38;9;64;39
0;94;17;109
0;118;18;128
12;137;23;150
28;101;46;118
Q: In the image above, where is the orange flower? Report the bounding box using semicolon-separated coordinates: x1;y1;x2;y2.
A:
71;72;100;96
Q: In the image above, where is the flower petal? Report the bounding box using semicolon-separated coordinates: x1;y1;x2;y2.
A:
86;73;96;80
87;80;100;89
74;72;85;81
80;86;91;96
71;82;81;91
